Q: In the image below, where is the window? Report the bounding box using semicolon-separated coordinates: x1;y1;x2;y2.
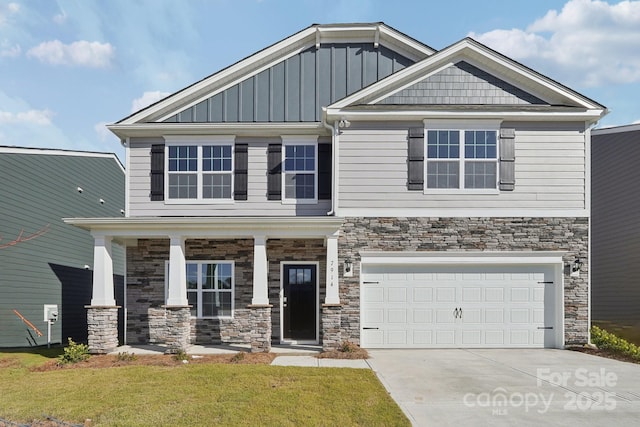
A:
426;129;497;190
166;142;233;201
166;261;234;318
283;143;317;201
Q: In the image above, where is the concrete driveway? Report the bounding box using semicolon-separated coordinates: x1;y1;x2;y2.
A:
367;349;640;426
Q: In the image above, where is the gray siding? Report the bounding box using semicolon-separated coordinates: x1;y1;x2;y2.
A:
163;44;414;123
128;137;331;216
0;152;125;347
592;129;640;331
379;61;545;105
337;121;586;211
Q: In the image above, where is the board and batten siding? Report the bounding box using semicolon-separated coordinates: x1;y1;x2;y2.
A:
337;121;587;211
128;137;331;216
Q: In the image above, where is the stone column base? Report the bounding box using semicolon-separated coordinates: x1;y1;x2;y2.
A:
322;304;342;351
86;306;120;354
247;304;272;353
163;305;191;353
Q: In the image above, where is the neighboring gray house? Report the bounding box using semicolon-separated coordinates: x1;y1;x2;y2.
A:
66;23;606;353
0;147;125;347
592;124;640;345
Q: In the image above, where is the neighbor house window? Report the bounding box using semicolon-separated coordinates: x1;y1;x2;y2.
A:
426;129;497;190
283;143;317;201
166;140;233;201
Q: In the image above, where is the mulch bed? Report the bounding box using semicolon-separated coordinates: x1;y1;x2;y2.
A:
29;352;276;372
568;346;640;364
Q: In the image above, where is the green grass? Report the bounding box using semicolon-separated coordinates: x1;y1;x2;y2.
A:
0;351;409;426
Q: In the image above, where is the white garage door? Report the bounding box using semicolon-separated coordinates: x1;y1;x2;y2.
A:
361;264;558;348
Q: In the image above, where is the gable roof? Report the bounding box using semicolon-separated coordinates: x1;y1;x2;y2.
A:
111;23;435;130
326;38;606;122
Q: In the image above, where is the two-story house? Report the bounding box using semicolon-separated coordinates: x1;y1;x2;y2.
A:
67;23;606;353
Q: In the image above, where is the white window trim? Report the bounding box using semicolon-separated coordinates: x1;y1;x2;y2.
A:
281;136;318;204
164;136;235;204
423;125;500;195
165;260;235;319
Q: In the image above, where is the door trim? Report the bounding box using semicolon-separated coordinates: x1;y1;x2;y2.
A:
279;261;320;345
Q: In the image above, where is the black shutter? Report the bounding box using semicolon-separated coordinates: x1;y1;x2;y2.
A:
499;128;516;191
234;143;248;200
318;143;332;200
150;144;165;201
267;144;282;200
408;128;424;190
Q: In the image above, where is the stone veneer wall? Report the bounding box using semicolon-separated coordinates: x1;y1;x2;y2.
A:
267;239;326;341
127;238;326;345
338;217;589;346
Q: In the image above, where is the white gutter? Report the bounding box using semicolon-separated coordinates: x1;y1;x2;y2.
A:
321;108;339;216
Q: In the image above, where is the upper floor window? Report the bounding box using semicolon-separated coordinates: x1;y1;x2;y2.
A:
166;140;233;201
426;129;497;190
282;141;317;202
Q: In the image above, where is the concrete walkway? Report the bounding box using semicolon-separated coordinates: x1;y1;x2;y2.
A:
271;355;370;368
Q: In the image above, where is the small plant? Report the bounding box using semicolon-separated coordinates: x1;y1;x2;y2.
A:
57;338;90;365
116;352;137;362
591;325;640;361
172;349;189;361
338;341;359;353
230;352;246;363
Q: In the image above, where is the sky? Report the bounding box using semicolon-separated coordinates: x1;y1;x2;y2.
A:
1;0;639;161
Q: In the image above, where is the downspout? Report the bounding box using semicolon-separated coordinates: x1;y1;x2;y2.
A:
322;108;339;216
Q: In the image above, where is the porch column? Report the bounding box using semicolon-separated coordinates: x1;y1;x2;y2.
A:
252;235;269;305
91;235;115;306
87;235;119;354
164;235;190;353
325;233;340;305
166;236;188;306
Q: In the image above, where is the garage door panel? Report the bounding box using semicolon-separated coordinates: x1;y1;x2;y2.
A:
361;264;557;349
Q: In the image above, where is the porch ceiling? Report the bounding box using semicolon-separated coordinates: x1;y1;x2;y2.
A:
63;216;344;240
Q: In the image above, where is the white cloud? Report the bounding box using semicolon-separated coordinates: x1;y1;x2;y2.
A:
26;40;115;68
469;0;640;87
0;41;20;57
94;121;112;141
0;109;53;125
7;3;19;13
131;91;171;113
0;2;19;25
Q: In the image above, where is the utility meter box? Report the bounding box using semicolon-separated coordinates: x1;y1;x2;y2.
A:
44;304;58;322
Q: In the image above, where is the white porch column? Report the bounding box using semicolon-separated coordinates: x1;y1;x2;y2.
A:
252;235;269;305
166;235;188;306
325;233;340;305
90;235;115;306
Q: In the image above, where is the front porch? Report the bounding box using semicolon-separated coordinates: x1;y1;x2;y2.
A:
66;217;345;354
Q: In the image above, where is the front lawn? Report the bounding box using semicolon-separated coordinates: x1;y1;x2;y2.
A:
0;350;409;426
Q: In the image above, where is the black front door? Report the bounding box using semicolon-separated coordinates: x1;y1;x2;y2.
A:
283;264;317;341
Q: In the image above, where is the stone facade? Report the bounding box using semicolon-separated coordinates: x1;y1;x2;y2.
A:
248;305;272;352
322;304;342;351
338;217;589;345
87;307;119;354
164;306;191;352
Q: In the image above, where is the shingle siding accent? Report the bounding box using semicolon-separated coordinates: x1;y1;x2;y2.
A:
338;217;589;346
379;61;546;105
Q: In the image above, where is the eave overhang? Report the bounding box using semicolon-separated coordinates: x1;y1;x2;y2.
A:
64;216;344;240
107;122;327;139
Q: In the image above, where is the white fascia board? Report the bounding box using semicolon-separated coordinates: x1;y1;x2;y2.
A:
336;208;589;218
0;146;125;173
63;216;344;239
107;122;325;139
118;27;318;125
325;108;605;122
329;39;605;112
360;250;565;266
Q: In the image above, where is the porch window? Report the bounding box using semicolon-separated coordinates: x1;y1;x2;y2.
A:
167;261;234;318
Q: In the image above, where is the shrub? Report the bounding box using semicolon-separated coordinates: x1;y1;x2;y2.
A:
230;352;246;363
591;325;640;361
57;338;90;365
172;349;189;361
116;352;137;362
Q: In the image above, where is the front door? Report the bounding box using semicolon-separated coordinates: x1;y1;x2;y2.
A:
282;264;317;342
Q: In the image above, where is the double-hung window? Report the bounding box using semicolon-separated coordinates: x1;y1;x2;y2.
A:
168;261;234;318
282;139;317;202
166;138;233;201
426;129;498;190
